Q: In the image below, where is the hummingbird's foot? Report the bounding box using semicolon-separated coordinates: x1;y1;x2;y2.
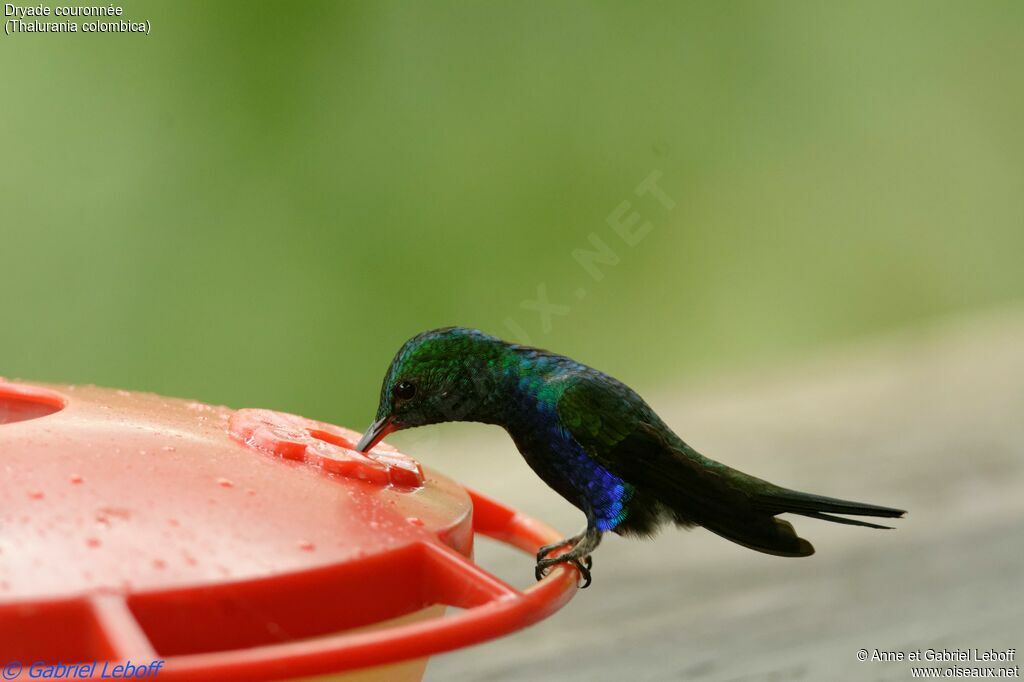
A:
534;556;592;587
534;527;602;588
535;532;585;565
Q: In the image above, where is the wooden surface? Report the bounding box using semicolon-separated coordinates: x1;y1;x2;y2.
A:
411;308;1024;681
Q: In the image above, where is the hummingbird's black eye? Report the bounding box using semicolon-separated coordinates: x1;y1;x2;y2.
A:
393;380;416;401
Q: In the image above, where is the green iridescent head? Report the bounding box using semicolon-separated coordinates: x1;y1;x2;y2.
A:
355;327;509;451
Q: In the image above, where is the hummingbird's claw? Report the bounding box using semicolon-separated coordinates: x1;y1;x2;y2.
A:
533;525;602;588
532;548;598;585
573;557;592;588
535;532;585;564
534;555;593;588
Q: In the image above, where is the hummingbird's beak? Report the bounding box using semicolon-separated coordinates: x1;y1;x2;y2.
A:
355;416;396;453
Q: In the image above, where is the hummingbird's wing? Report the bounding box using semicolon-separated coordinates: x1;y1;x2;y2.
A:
556;374;817;556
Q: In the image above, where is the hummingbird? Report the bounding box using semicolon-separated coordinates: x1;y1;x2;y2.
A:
356;327;905;587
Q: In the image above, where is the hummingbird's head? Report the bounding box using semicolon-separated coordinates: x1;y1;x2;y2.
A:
355;327;507;452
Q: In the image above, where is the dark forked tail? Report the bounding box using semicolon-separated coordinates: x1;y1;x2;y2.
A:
690;486;906;559
601;423;906;558
755;488;907;530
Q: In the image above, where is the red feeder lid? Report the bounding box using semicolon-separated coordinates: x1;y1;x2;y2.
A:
0;380;578;680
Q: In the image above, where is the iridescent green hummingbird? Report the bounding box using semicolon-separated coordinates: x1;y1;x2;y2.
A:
356;327;905;587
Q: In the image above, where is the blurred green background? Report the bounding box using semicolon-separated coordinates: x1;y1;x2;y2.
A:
3;1;1022;426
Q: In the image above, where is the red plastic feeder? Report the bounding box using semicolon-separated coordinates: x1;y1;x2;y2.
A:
0;379;578;681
